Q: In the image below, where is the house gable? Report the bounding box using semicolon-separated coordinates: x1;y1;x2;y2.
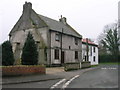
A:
9;2;48;36
9;2;82;40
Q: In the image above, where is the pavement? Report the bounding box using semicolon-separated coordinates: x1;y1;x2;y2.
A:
1;66;98;85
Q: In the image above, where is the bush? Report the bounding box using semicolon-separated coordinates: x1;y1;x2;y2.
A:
21;32;38;65
1;41;15;66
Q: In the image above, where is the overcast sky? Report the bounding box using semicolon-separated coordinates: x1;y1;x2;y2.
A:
0;0;119;43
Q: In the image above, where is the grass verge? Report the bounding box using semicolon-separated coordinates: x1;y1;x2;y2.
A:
99;62;120;65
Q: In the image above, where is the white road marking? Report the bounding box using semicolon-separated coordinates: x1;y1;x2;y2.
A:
50;79;66;89
62;75;80;89
101;67;117;70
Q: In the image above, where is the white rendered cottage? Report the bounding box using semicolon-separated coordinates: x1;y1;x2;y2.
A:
82;39;98;65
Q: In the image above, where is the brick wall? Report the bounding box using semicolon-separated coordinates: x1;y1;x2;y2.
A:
2;65;46;76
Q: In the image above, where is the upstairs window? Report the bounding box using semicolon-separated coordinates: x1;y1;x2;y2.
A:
90;46;92;56
55;33;60;41
75;38;78;45
69;46;71;49
93;47;96;53
54;49;59;59
75;51;78;59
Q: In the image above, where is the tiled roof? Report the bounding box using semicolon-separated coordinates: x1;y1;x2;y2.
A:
38;14;82;38
82;39;98;46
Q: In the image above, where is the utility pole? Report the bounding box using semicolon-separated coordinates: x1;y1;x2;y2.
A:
61;28;63;65
86;38;89;61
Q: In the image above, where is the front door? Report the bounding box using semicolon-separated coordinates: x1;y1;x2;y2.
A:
61;51;65;64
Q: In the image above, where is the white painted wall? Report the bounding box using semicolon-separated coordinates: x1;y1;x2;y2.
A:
82;44;98;65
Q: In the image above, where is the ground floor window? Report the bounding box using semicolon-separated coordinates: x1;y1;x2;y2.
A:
93;56;96;62
85;56;86;61
75;51;78;59
85;55;89;61
54;49;59;59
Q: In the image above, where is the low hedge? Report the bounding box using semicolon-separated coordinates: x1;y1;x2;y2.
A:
2;65;46;76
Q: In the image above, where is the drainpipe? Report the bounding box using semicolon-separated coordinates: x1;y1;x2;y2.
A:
61;28;63;65
49;30;51;66
86;38;89;61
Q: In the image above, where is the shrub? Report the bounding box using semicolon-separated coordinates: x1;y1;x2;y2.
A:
21;32;38;65
1;41;15;66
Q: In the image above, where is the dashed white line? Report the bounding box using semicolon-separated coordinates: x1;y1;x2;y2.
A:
50;78;66;89
101;67;117;70
62;75;80;89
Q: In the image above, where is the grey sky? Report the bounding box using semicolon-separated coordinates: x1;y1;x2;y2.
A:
0;0;119;43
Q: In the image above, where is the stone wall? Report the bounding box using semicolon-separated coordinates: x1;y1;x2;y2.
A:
64;63;80;71
81;61;91;68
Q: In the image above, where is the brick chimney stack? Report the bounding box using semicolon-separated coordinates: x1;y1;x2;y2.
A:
22;2;32;29
23;2;32;15
59;15;67;25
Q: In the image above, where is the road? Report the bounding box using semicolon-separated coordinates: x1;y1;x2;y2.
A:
66;65;118;88
2;65;118;89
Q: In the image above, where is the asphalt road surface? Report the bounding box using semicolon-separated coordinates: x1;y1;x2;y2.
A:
2;65;119;89
66;65;118;88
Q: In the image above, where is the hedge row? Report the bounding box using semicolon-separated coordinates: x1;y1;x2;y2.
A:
99;54;120;63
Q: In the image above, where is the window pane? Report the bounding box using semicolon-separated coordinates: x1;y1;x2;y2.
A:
75;38;78;45
55;49;59;59
55;34;60;41
85;56;86;61
75;51;78;59
90;46;92;56
94;47;95;52
93;56;95;62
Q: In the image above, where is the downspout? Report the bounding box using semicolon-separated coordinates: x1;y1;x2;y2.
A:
79;38;82;69
61;28;63;65
49;30;51;66
86;38;89;61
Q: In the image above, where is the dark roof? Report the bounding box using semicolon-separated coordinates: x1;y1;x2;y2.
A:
9;2;82;39
38;14;82;38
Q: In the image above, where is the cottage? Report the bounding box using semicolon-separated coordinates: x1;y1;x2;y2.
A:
82;38;98;65
9;2;82;66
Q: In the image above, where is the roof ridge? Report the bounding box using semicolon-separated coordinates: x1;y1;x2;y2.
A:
38;14;82;38
38;14;60;23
